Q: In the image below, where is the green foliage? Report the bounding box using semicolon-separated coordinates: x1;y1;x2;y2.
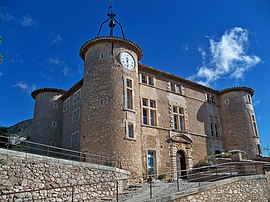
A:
0;126;8;136
157;174;166;180
193;158;213;168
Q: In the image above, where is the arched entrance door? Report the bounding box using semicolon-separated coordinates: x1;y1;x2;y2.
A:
176;150;186;178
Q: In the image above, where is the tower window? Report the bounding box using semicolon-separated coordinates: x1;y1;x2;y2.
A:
172;106;185;131
63;98;70;112
73;89;81;105
53;102;58;109
209;115;219;137
72;107;80;123
71;131;79;146
142;98;157;126
124;78;134;110
52;121;57;127
251;115;258;137
247;94;252;103
126;122;135;139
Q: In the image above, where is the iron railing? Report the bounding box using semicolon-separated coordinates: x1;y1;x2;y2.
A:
0;135;114;166
0;154;264;201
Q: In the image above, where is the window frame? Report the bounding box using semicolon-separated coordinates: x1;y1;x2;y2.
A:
73;89;81;105
142;98;157;126
63;97;70;112
72;107;80;123
209;115;219;137
124;77;134;110
169;82;182;94
71;131;80;147
125;121;136;140
206;94;216;104
52;121;57;128
172;106;185;131
251;114;259;137
140;73;155;86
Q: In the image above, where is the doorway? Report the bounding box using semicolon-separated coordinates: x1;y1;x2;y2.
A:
176;150;186;178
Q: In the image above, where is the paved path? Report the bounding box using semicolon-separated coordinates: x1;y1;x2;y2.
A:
124;181;171;202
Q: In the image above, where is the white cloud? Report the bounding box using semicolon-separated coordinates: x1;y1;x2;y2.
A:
62;66;72;77
14;81;37;94
45;57;72;77
46;57;65;65
253;100;261;107
49;33;62;44
0;72;3;77
0;7;14;22
19;15;36;27
190;27;261;86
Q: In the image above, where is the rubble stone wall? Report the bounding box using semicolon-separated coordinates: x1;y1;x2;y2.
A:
0;149;130;201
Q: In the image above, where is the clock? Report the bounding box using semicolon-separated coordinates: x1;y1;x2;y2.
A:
120;52;135;70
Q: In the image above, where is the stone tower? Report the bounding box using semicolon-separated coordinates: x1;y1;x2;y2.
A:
31;88;65;150
79;36;143;175
219;87;261;159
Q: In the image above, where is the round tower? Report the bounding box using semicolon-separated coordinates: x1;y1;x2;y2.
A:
31;88;65;151
219;87;261;159
80;37;143;175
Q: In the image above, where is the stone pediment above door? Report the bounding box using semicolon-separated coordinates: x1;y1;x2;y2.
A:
167;131;192;144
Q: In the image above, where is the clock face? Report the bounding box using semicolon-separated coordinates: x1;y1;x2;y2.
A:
120;52;135;70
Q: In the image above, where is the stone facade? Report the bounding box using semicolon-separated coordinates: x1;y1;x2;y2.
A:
0;148;129;201
31;36;262;177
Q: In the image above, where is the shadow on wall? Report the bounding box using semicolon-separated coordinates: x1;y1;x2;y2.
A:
196;101;224;161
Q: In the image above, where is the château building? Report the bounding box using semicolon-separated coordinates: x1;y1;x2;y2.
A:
31;11;262;177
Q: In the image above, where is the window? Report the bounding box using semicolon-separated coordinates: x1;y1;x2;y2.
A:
52;121;57;127
169;82;181;94
126;122;135;139
257;144;262;155
207;94;216;104
51;141;55;147
72;108;80;123
142;98;157;126
53;102;58;109
209;115;219;137
98;53;105;60
247;94;252;103
140;74;154;86
124;78;134;110
147;150;156;174
251;115;258;137
172;106;185;131
63;98;70;112
73;89;81;105
71;131;79;146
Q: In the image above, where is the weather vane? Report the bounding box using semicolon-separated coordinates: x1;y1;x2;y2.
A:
97;0;125;38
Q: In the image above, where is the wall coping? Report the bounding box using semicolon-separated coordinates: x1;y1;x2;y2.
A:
145;175;268;202
0;148;130;175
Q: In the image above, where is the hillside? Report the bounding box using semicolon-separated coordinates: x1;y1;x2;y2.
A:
0;119;33;138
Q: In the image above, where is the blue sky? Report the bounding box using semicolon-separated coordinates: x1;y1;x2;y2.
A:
0;0;269;156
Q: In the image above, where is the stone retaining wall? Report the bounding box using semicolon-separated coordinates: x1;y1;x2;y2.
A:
0;148;130;201
147;175;270;202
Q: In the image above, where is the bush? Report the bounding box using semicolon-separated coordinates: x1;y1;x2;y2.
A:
193;158;213;168
157;174;166;180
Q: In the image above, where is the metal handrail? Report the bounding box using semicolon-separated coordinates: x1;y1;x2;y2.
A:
0;135;113;165
0;161;262;201
0;134;264;201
